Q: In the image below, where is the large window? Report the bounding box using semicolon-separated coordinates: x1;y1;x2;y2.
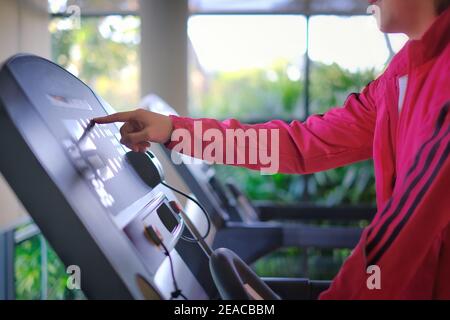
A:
50;15;141;110
188;14;407;206
188;15;307;120
309;15;407;114
188;14;407;120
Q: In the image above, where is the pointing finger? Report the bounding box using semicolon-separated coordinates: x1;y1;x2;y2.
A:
93;110;138;124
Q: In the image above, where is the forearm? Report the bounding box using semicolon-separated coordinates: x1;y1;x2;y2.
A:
165;115;283;174
165;112;373;174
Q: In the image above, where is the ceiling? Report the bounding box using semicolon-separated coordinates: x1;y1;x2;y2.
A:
48;0;371;16
189;0;370;15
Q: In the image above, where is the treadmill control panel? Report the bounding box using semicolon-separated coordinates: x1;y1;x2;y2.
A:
40;102;149;216
0;55;211;299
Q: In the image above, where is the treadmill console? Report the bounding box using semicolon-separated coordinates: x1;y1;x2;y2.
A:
0;55;213;299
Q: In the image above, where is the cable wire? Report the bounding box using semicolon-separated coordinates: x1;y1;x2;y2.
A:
160;241;188;300
161;181;211;243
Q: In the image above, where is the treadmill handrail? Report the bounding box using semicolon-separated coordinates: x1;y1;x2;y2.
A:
255;201;376;221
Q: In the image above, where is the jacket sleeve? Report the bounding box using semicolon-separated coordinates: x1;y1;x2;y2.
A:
165;79;379;174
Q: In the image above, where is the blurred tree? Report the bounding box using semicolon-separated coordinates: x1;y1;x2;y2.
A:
15;237;41;299
50;16;140;109
15;235;84;299
191;60;304;120
196;60;377;206
310;61;376;114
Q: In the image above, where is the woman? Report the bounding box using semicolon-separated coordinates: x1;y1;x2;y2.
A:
95;0;450;299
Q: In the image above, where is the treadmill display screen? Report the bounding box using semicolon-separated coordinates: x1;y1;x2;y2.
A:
156;203;179;233
6;57;150;217
47;94;93;110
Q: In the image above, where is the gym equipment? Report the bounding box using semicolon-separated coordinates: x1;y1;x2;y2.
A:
0;54;217;299
0;54;366;300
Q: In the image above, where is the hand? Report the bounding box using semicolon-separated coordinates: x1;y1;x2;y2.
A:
93;109;173;152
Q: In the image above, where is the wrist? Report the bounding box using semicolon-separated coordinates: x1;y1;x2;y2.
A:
164;115;179;146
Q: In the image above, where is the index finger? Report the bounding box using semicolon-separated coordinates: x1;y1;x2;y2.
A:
93;111;137;124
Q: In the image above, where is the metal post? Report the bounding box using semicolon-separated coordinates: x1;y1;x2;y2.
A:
140;0;189;115
302;15;312;201
304;15;311;120
383;33;395;63
39;235;48;300
0;230;15;300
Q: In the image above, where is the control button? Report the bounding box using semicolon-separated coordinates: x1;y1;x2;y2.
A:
81;169;95;180
168;201;182;214
113;158;122;170
74;158;95;179
91;177;104;189
78;136;96;152
144;225;163;246
99;193;114;207
74;158;89;171
94;128;101;138
68;146;81;159
63;119;84;141
78;118;87;128
91;178;114;207
62;139;74;149
87;155;104;169
108;159;118;173
87;155;115;181
63;139;82;160
98;166;114;181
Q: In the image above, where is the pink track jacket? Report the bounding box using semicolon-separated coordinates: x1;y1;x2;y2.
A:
166;9;450;299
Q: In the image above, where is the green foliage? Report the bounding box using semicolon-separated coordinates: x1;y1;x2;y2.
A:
15;237;40;299
51;18;136;80
50;16;140;109
15;235;84;300
252;247;352;280
191;60;304;120
310;62;376;114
